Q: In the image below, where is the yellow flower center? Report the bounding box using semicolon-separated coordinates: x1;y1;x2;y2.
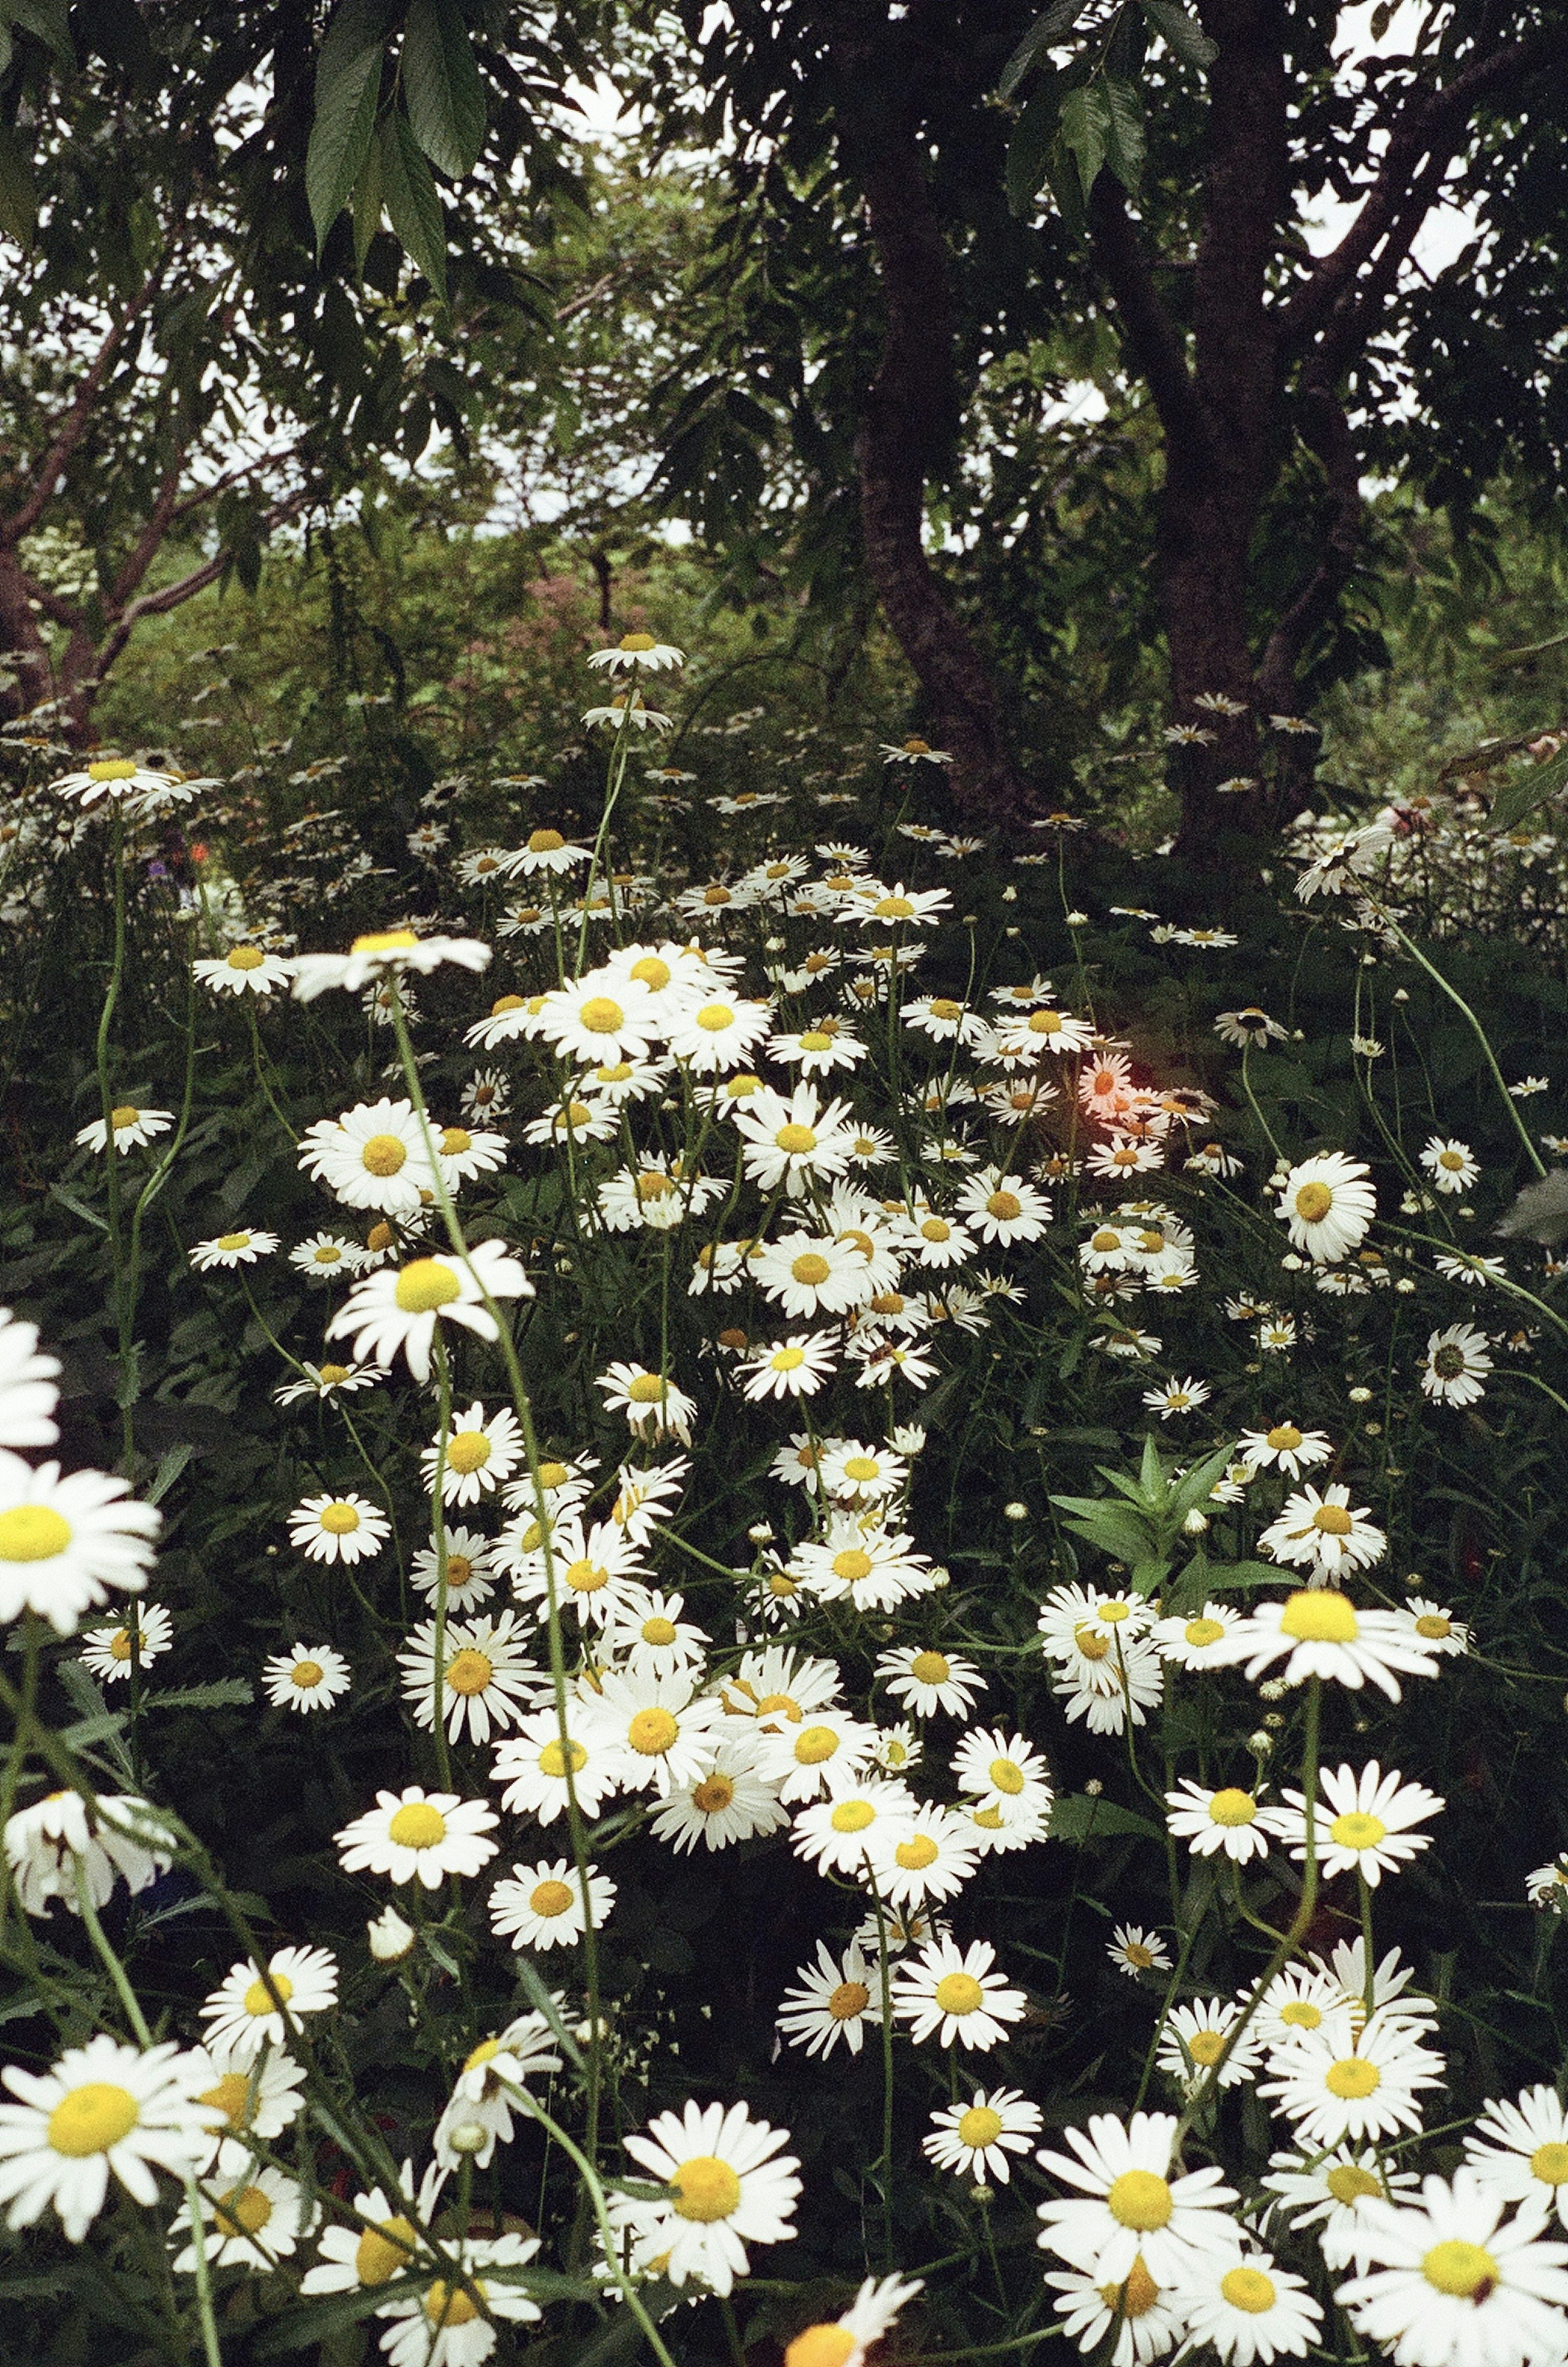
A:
776;1123;817;1155
909;1650;950;1684
226;946;266;971
1531;2143;1568;2185
447;1430;492;1475
423;2282;481;2327
1074;1626;1111;1661
47;2082;140;2156
1101;2258;1160;2318
110;1105;140;1129
1122;1942;1154;1970
641;1616;679;1646
367;1223;396;1252
1184;1618;1224;1647
360;1133;408;1176
958;2104;1004;2149
491;993;526;1014
387;1803;447;1850
1423;2241;1499;2298
832;1549;873;1583
920;1218;950;1242
843;1456;881;1483
1029;1010;1064;1035
693;1775;735;1814
1415;1613;1451;1639
355;2215;419;2286
791;1253;832;1286
200;2072;254;2130
703;885;731;906
530;1879;575;1918
1294;1181;1334;1221
1325;2165;1381;2204
1186;2030;1227;2066
565;1559;607;1593
628;1707;680;1756
696;1003;735;1032
1330;1811;1387;1850
352;931;418;954
1209;1788;1257;1827
795;1726;840;1764
637;1171;677;1201
875;896;914;919
671;2155;742;2222
933;1972;985;2016
1090;1229;1120;1253
1220;2267;1276;2315
290;1660;324;1689
312;1246;343;1264
395;1259;461;1312
800;1031;833;1052
1325;2056;1381;2099
830;1799;876;1834
824;1979;871;2025
243;1972;292;2016
627;1374;667;1403
539;1739;587;1777
1266;1423;1303;1450
987;1191;1022;1220
439;1128;473;1158
213;2184;273;2239
1280;2000;1322;2028
87;758;138;782
445;1649;493;1697
619;632;657;651
318;1364;350;1384
528;827;566;853
580;996;625;1034
1107;2171;1173;2231
1281;1589;1357;1641
773;1347;807;1372
319;1502;360;1535
896;1835;940;1870
1312;1504;1354;1536
989;1756;1025;1796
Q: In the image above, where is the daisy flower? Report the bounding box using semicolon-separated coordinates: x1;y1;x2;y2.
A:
1237;1422;1332;1480
288;1232;368;1282
199;1944;339;2062
261;1640;351;1714
866;1807;981;1908
753;1234;873;1320
595;1361;697;1443
957;1169;1052;1244
1397;1598;1470;1656
334;1787;500;1889
776;1941;880;2063
78;1600;173;1683
0;2036;218;2242
1466;2086;1568;2230
53;756;188;807
1258;2006;1445;2148
492;1705;631;1823
536;972;662;1066
1421;1137;1480;1194
0;1309;59;1449
791;1778;915;1877
621;2099;801;2296
877;1644;983;1718
399;1612;543;1745
1108;1926;1174;1978
1276;1152;1376;1264
650;1743;790;1854
1215;1008;1287;1049
752;1708;882;1804
781;2275;924;2367
300;2160;446;2297
1210;1590;1442;1698
843;880;950;928
1173;2246;1322;2364
579;1669;729;1797
891;1936;1027;2050
0;1451;160;1632
488;1858;616;1951
952;1726;1055;1825
298;1097;439;1214
1335;2169;1568;2367
1261;2146;1419;2273
1144;1375;1211;1420
1420;1322;1493;1406
435;2014;563;2170
1165;1779;1287;1864
1258;1484;1386;1578
667;994;773;1073
170;2151;312;2273
507;824;593;873
588;631;685;672
925;2088;1044;2185
820;1438;909;1505
606;1585;709;1680
327;1240;532;1382
375;2231;543;2365
74;1104;174;1155
1034;2108;1240;2283
287;1489;389;1566
740;1331;839;1402
408;1526;497;1610
507;1509;648;1631
4;1790;175;1918
185;2050;307;2171
188;1226;281;1273
1044;2257;1184;2365
419;1402;522;1508
272;1360;382;1405
195;944;293;1002
1272;1760;1444;1885
288;928;489;1001
735;1082;857;1193
1156;1999;1263;2092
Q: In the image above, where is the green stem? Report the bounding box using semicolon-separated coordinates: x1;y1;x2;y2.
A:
1364;894;1546;1176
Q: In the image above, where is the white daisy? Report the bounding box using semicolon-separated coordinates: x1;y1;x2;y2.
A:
891;1936;1027;2050
298;1097;439;1214
1420;1137;1480;1195
650;1742;790;1854
0;2036;218;2242
1420;1322;1493;1406
288;928;489;1001
287;1490;389;1566
0;1309;59;1449
1034;2108;1240;2283
1237;1422;1332;1480
1044;2255;1185;2365
924;2087;1044;2185
1257;1483;1388;1578
189;1228;280;1270
876;1644;983;1718
1466;2086;1568;2230
1108;1926;1174;1979
375;2231;543;2365
1261;2145;1419;2272
327;1241;532;1382
4;1790;175;1918
488;1858;615;1950
398;1612;543;1745
621;2098;801;2296
199;1944;340;2062
333;1788;500;1889
1173;2245;1322;2364
1335;2169;1568;2367
777;1940;881;2059
170;2150;312;2273
0;1451;160;1632
780;2275;924;2367
300;2160;446;2296
594;1360;697;1443
74;1104;175;1155
1165;1779;1287;1865
1276;1152;1376;1264
1259;2007;1446;2148
492;1705;633;1823
1152;1601;1242;1670
1272;1760;1444;1885
78;1600;173;1683
408;1526;498;1609
288;1233;368;1282
1209;1589;1443;1698
740;1331;839;1402
1156;1998;1263;2092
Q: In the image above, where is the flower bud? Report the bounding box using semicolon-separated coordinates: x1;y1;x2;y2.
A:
367;1906;416;1963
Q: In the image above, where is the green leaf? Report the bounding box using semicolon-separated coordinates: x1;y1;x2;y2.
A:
144;1679;254;1711
401;0;486;178
1138;0;1219;67
9;0;74;62
1167;1442;1238;1522
352;133;385;272
1102;73;1145;190
379;110;448;299
1049;1792;1162;1841
145;1442;194;1506
1486;748;1568;835
0;121;36;249
1059;78;1111;203
1005;76;1063;216
307;0;391;253
998;0;1087;101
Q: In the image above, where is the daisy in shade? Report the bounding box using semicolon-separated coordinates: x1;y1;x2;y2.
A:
891;1935;1027;2050
651;1742;790;1854
1166;1779;1288;1864
435;2012;564;2170
1259;2007;1446;2149
595;1360;697;1443
621;2098;801;2297
488;1858;616;1951
1153;1600;1242;1670
1262;2146;1419;2273
189;1228;280;1270
74;1104;174;1155
300;2159;446;2297
1396;1597;1470;1656
375;2231;544;2365
272;1360;383;1406
741;1332;839;1402
1272;1761;1444;1886
0;1308;59;1448
1257;1484;1386;1579
399;1611;543;1745
263;1640;350;1714
1237;1422;1332;1480
1420;1322;1493;1406
1144;1375;1210;1420
925;2088;1044;2186
578;1669;729;1797
877;1644;983;1718
1034;2109;1240;2284
79;1600;173;1683
1335;2170;1568;2367
1109;1926;1173;1979
333;1787;499;1890
0;1451;161;1632
185;2050;307;2173
1173;2246;1322;2364
492;1707;629;1823
1465;2086;1568;2229
777;1940;880;2059
287;1489;389;1566
199;1945;339;2062
782;2275;924;2367
1156;1999;1263;2092
0;2036;219;2243
419;1402;522;1507
4;1790;174;1918
1210;1589;1443;1698
328;1241;531;1384
1044;2256;1184;2366
1276;1152;1376;1263
1420;1136;1480;1195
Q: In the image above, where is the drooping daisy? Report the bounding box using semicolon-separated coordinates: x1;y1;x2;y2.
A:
435;2013;563;2169
1259;2007;1446;2148
1420;1137;1480;1195
925;2088;1044;2186
891;1936;1027;2051
777;1940;881;2059
1109;1926;1174;1979
1465;2086;1568;2230
876;1644;983;1718
0;1309;59;1449
488;1857;616;1951
0;1451;160;1631
1276;1153;1376;1264
79;1600;173;1683
334;1788;500;1889
199;1945;340;2062
1272;1760;1444;1886
0;2036;219;2242
1237;1422;1332;1480
621;2098;801;2296
650;1742;791;1854
1156;1999;1263;2092
1165;1779;1287;1865
1261;2146;1419;2272
1034;2109;1240;2283
1335;2170;1568;2367
287;1489;390;1567
74;1104;174;1155
595;1360;698;1443
4;1790;175;1918
1209;1590;1443;1698
1420;1322;1493;1406
1173;2245;1323;2364
188;1228;280;1271
327;1241;532;1383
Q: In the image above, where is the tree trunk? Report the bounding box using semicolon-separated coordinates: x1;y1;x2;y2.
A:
0;548;55;727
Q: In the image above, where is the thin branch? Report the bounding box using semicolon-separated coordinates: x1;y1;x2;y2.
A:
1087;178;1207;455
90;487;314;684
0;279;163;548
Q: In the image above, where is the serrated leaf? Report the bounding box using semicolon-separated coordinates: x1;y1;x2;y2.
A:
1049;1792;1162;1841
145;1441;193;1506
380;110;447;299
1487;748;1568;835
1102;73;1145;190
998;0;1087;100
1005;76;1063;216
144;1679;254;1710
0;121;36;248
401;0;486;178
1059;78;1111;203
307;35;382;253
1138;0;1218;66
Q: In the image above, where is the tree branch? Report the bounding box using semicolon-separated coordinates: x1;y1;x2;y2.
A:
89;488;314;686
1087;178;1207;454
0;278;163;548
